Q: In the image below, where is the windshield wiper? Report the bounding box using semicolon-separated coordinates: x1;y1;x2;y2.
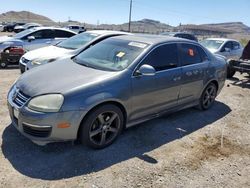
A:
73;57;92;67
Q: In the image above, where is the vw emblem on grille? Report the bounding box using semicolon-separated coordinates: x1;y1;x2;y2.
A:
12;89;19;101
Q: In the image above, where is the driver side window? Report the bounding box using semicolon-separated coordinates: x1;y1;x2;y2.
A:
25;30;54;40
221;41;233;51
141;44;179;71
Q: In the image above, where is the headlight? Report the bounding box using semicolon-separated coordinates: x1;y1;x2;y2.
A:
31;58;56;66
28;94;64;112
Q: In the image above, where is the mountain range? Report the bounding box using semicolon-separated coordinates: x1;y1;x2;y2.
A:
0;11;250;34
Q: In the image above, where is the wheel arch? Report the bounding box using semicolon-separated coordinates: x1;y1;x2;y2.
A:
200;79;219;97
77;100;128;140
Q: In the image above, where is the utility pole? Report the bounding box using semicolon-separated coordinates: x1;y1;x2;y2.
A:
128;0;133;32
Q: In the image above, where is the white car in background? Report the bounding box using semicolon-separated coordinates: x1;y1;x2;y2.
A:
65;25;86;33
200;38;244;78
14;23;42;33
20;30;130;73
200;38;243;60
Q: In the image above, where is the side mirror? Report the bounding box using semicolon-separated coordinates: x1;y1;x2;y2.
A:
135;64;156;77
27;36;35;42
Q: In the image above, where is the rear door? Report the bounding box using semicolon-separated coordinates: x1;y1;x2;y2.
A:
178;43;210;104
130;43;182;120
22;29;54;51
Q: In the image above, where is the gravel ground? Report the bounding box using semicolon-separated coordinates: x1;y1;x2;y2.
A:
0;67;250;188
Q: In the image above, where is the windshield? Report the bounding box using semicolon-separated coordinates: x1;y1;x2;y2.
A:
13;29;33;39
200;39;224;50
74;38;149;71
56;32;100;50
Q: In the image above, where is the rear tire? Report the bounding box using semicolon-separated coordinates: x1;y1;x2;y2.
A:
199;83;217;110
79;104;124;149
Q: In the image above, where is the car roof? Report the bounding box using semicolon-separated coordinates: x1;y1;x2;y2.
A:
112;34;195;45
86;30;131;35
204;38;239;42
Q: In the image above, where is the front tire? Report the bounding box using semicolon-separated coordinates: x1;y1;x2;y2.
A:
79;104;124;149
199;83;217;110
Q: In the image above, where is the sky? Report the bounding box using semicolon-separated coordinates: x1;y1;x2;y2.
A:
0;0;250;26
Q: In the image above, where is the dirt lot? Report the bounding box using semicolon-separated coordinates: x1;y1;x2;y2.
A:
0;67;250;188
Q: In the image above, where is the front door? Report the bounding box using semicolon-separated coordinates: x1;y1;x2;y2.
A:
130;43;181;121
22;29;54;51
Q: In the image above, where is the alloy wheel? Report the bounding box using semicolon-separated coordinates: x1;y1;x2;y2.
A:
202;84;217;109
89;111;121;146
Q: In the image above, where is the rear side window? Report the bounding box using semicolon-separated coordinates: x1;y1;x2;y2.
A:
197;47;209;61
142;44;179;71
232;41;240;50
180;43;202;66
54;30;75;38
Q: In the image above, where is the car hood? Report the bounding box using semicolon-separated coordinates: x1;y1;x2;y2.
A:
16;58;118;97
0;36;14;43
23;45;74;61
0;36;22;44
207;48;219;54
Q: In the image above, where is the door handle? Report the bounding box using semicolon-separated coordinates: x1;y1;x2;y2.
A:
186;71;192;76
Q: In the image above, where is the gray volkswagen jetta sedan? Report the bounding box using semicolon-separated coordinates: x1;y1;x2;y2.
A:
7;35;227;149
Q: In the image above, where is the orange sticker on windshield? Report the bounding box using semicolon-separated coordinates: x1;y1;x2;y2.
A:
188;49;194;56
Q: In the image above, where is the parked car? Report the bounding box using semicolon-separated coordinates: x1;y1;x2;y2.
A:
7;35;227;148
161;32;198;42
0;46;25;68
0;27;76;53
3;22;26;32
200;38;243;60
14;23;42;33
65;25;86;33
200;38;243;77
20;30;130;73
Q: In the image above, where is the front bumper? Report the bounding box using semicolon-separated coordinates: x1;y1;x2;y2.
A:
7;90;87;145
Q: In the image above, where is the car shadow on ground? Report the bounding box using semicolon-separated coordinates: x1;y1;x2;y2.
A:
1;101;231;180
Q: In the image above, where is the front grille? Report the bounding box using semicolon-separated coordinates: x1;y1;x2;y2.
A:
13;89;30;108
22;123;52;138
